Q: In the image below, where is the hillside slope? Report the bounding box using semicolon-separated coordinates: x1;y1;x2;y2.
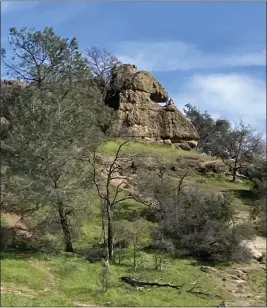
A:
1;141;266;307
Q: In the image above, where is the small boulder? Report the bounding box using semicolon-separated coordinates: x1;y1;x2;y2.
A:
241;240;263;262
163;139;172;145
187;140;198;149
175;142;191;151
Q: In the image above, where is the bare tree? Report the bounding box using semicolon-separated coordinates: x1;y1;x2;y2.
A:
129;219;152;271
85;47;122;87
82;141;134;262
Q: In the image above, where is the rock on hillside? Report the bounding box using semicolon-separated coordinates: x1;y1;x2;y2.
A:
106;64;199;149
1;69;199;149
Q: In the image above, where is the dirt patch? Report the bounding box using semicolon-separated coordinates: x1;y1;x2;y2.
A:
1;285;35;298
2;212;27;229
200;265;265;306
2;212;33;239
73;302;96;307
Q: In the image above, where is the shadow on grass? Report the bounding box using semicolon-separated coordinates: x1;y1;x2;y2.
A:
229;189;257;207
189;259;233;269
1;247;83;262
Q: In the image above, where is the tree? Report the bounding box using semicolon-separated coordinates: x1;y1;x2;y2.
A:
150;230;175;271
214;121;265;181
247;157;267;236
82;141;134;262
183;103;232;155
81;140;150;262
2;27;90;89
2;85;112;252
184;104;265;181
1;27;114;253
128;219;152;271
85;46;121;87
113;219;152;269
183;103;216;153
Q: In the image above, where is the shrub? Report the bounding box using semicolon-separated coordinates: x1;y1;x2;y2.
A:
0;227;15;251
87;245;107;263
155;188;255;262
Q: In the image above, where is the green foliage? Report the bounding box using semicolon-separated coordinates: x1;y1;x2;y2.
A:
2;27;90;85
183;103;231;155
184;104;266;181
139;170;254;261
1;26;116;252
247;157;267;235
1;217;8;227
1;25;265;308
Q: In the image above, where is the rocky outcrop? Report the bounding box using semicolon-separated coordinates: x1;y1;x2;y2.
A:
106;64;199;148
1;70;199;149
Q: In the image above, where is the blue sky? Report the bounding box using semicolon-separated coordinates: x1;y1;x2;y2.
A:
1;1;266;135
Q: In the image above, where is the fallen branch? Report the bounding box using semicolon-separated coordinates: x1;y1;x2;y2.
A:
120;276;185;290
120;276;222;299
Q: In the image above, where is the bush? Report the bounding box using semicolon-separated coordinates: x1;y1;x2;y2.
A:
155;188;255;262
0;227;15;251
87;245;107;263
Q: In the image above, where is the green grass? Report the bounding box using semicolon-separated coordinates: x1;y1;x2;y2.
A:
1;216;8;227
247;266;266;303
2;139;264;307
1;252;232;307
1;258;47;290
99;139;211;162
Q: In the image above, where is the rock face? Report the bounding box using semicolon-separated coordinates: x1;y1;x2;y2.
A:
106;64;199;147
1;71;199;149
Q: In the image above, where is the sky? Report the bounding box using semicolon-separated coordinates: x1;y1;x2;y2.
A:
1;1;266;135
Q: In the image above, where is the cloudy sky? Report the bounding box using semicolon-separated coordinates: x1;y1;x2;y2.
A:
1;1;266;135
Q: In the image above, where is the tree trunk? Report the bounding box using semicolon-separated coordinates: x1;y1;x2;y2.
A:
57;201;74;253
100;201;106;246
106;202;114;262
232;157;238;181
133;235;137;271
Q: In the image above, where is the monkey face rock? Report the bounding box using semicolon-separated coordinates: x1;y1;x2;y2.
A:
106;64;199;149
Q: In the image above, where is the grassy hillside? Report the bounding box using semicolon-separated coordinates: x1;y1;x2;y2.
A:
1;141;265;307
2;251;265;307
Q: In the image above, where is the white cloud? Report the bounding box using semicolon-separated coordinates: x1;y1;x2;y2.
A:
172;73;266;134
115;41;266;71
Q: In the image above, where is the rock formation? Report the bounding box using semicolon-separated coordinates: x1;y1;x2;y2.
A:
1;68;199;149
106;64;199;149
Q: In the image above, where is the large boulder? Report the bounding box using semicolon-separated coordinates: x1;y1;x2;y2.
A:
110;64;168;103
130;71;168;102
106;64;199;147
